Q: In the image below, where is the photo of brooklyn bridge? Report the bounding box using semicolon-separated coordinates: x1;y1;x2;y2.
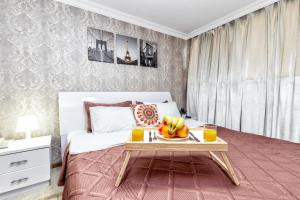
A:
87;27;114;63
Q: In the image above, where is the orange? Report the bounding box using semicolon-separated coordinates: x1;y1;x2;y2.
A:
161;125;171;138
176;125;189;138
161;125;176;138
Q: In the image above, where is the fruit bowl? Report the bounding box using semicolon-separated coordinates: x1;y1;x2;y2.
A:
157;115;189;140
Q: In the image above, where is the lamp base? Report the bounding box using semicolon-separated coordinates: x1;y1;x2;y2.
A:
25;131;32;140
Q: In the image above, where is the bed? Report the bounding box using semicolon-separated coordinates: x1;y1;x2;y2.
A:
58;92;300;200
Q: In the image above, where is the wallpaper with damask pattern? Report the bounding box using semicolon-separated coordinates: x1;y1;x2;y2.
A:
0;0;189;164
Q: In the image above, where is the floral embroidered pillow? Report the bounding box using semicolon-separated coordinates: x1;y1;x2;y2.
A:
132;104;159;127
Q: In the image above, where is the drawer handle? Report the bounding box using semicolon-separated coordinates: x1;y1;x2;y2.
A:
11;178;29;185
10;160;28;166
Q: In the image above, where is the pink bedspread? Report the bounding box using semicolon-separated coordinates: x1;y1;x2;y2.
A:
58;127;300;200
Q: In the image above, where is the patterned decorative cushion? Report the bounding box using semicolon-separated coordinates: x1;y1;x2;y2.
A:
131;104;159;127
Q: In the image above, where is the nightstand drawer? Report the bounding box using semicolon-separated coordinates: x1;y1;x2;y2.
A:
0;165;50;193
0;148;50;175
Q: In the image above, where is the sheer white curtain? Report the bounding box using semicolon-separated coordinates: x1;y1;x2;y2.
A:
187;0;300;143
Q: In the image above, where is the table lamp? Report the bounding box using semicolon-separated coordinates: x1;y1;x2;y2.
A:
16;115;39;140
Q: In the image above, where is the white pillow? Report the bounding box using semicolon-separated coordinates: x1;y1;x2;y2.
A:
90;106;136;133
154;102;181;120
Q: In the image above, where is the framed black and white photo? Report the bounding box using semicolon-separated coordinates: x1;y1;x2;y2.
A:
116;34;138;65
140;39;157;68
87;27;114;63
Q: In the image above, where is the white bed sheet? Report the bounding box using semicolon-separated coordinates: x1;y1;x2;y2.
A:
68;130;130;155
185;119;204;127
68;119;204;155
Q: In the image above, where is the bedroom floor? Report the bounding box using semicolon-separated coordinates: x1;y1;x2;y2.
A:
9;167;63;200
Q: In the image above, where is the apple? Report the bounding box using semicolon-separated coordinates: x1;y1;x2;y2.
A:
157;122;164;134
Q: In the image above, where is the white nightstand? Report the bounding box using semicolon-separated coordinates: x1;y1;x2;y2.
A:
0;136;51;198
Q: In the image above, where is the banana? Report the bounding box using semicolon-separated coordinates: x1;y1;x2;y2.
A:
173;117;185;131
171;117;178;129
165;116;186;135
168;127;176;135
167;117;176;134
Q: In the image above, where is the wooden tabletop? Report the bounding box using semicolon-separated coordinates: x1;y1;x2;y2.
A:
126;128;228;152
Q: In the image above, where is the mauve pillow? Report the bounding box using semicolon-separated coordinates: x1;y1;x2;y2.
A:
84;101;132;132
135;100;168;104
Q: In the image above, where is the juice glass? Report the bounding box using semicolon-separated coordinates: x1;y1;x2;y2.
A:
204;124;217;142
132;127;144;142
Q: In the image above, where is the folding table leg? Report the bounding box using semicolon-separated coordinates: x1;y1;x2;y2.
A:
115;151;131;187
209;151;240;186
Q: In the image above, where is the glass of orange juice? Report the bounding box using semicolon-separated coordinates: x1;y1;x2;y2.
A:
132;127;144;142
204;124;217;142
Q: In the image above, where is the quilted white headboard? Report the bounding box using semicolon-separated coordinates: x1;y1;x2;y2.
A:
58;92;172;158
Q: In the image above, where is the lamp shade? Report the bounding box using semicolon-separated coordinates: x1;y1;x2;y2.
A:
16;115;39;132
